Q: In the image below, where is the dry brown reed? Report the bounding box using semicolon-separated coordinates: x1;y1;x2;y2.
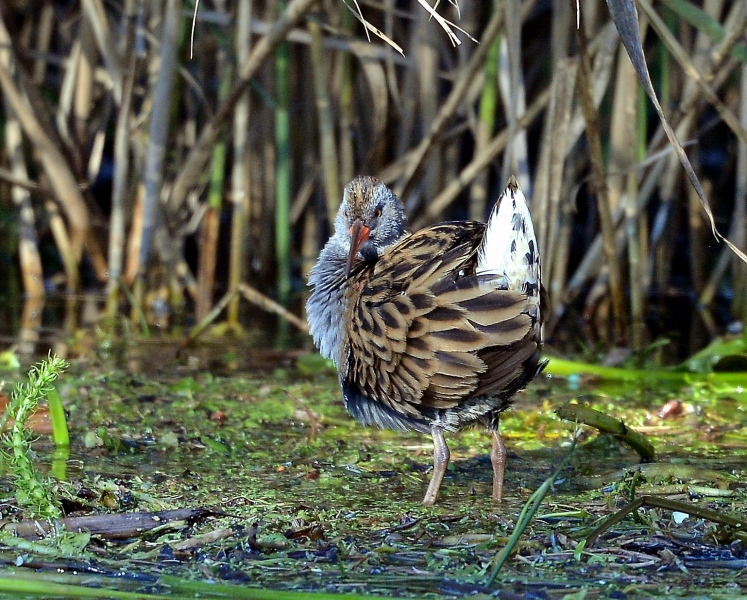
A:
0;0;745;360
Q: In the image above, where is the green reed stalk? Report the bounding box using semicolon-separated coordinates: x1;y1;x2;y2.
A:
196;61;231;321
659;5;673;108
275;0;291;307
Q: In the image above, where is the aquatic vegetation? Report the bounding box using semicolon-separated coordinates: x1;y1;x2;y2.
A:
0;350;20;372
0;357;742;598
0;355;67;518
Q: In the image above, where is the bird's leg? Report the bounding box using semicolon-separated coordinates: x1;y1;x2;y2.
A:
490;425;507;504
423;426;450;506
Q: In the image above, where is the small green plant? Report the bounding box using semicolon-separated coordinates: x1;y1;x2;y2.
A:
0;355;68;519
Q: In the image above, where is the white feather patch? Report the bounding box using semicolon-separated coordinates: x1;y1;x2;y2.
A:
477;177;540;297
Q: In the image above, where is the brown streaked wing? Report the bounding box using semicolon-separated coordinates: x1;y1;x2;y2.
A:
473;339;539;398
345;222;535;415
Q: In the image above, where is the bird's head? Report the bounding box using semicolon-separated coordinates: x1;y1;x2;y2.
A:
334;176;407;277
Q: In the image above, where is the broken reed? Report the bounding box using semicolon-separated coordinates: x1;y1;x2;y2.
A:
0;1;745;348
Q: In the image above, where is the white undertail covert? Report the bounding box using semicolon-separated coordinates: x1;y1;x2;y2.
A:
477;176;541;304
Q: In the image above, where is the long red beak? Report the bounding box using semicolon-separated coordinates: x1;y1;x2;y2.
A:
346;219;370;277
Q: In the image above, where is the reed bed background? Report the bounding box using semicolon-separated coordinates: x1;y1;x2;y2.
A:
0;0;745;361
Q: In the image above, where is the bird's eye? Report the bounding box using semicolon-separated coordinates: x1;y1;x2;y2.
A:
343;209;348;218
374;207;382;218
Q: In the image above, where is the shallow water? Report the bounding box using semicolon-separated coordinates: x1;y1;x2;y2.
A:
1;357;745;598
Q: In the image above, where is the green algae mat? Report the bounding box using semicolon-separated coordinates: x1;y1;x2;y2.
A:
0;358;746;598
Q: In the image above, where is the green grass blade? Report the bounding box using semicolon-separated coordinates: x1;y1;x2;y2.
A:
662;0;747;63
160;574;397;599
0;573;163;599
47;387;69;448
486;440;577;585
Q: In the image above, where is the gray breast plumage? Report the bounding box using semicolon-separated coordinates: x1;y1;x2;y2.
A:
306;240;349;370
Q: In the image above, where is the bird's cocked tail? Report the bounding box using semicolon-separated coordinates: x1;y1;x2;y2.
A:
476;176;541;300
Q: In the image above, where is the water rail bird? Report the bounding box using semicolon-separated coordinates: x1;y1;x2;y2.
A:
307;176;545;505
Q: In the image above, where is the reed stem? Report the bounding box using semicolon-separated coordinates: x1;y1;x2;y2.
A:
275;0;292;308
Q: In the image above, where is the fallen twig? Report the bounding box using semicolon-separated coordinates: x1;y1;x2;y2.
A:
0;508;219;540
285;391;318;443
238;282;309;333
585;495;747;549
178;289;237;354
171;526;234;551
